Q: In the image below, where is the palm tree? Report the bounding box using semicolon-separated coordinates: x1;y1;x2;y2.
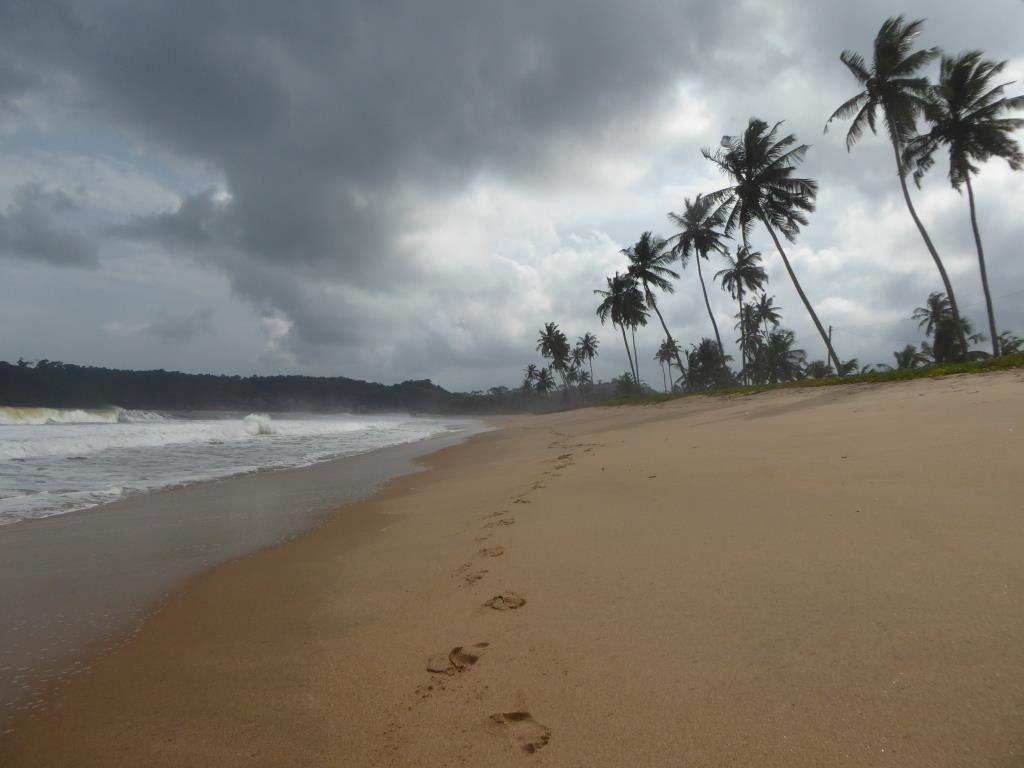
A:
757;329;806;383
752;293;783;339
804;360;833;379
536;322;571;390
667;195;729;361
826;17;967;357
623;231;687;376
684;338;732;392
534;368;556;395
595;273;648;383
703;117;841;371
716;245;767;383
893;344;929;369
654;339;683;393
575;333;600;383
912;291;952;336
903;51;1024;356
522;363;539;390
997;331;1023;355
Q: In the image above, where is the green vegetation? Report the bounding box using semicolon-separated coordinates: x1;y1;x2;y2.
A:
602;353;1024;407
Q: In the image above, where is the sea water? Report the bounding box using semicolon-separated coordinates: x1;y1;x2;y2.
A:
0;407;462;525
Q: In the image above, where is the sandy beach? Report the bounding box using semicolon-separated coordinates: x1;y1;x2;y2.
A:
2;371;1023;766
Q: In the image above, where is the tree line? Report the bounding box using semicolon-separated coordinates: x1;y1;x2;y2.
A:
523;16;1022;395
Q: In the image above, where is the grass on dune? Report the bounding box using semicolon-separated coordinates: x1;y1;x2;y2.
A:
601;352;1024;406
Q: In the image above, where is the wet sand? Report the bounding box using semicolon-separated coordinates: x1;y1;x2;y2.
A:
0;425;483;722
2;372;1023;766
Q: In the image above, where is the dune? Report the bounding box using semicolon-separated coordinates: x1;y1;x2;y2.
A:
2;370;1023;766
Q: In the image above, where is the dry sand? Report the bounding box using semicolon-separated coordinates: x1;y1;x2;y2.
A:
2;371;1023;767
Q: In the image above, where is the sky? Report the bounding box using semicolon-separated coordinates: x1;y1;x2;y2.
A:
0;0;1021;392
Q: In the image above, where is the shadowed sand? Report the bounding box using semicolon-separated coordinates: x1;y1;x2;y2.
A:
2;371;1024;766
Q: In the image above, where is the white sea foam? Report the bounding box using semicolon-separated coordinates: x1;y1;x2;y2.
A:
0;410;463;524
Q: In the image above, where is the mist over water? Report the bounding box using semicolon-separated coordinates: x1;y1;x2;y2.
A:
0;408;462;524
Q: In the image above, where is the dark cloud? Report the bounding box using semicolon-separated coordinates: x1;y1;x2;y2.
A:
0;0;1020;386
0;183;97;267
143;309;216;344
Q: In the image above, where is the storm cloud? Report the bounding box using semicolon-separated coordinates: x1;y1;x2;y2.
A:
0;0;1021;388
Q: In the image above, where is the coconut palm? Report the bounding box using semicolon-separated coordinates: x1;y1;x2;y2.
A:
903;51;1024;356
752;293;783;339
702;117;841;371
685;338;733;392
534;368;556;395
756;329;806;383
522;363;539;390
575;333;600;383
826;17;967;357
654;339;683;393
667;195;729;361
997;331;1023;355
716;245;767;382
595;273;648;383
804;360;833;379
536;322;571;390
912;291;952;336
893;344;929;369
623;231;687;376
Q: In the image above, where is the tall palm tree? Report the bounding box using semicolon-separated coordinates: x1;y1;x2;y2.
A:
715;245;767;383
655;338;683;393
575;333;600;383
826;16;967;357
595;273;648;383
752;293;783;339
623;231;687;377
903;51;1024;356
667;195;729;361
702;117;841;371
536;322;571;390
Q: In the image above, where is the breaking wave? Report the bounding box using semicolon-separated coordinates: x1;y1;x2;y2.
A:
0;406;166;425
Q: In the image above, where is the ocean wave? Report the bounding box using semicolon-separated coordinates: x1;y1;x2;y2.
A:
0;406;166;425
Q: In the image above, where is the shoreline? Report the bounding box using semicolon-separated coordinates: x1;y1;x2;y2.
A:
0;421;488;721
2;372;1024;766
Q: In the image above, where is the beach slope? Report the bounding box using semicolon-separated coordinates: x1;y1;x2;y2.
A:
3;371;1023;766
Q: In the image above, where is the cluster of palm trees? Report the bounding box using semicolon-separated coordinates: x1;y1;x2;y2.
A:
576;16;1022;393
523;325;599;395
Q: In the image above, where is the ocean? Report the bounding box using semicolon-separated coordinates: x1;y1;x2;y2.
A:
0;406;464;525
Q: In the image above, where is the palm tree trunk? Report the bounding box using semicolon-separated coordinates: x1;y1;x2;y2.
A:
661;361;667;393
647;293;687;387
588;358;594;386
619;323;637;383
631;326;640;384
737;286;745;385
965;175;999;356
761;218;841;372
695;252;725;362
890;138;969;357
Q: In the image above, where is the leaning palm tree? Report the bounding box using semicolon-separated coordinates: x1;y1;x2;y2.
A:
667;195;729;361
595;273;648;383
702;118;841;371
903;51;1024;356
826;16;967;357
623;231;687;376
575;333;600;383
715;245;767;382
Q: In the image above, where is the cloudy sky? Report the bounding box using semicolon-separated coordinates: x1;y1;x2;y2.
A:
0;0;1021;391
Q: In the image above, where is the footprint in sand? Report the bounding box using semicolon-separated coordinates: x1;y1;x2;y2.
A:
427;642;490;675
490;712;551;754
480;545;504;558
462;569;488;585
484;592;526;611
512;498;532;505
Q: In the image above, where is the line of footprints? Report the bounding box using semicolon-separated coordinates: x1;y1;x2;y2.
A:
418;441;600;756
